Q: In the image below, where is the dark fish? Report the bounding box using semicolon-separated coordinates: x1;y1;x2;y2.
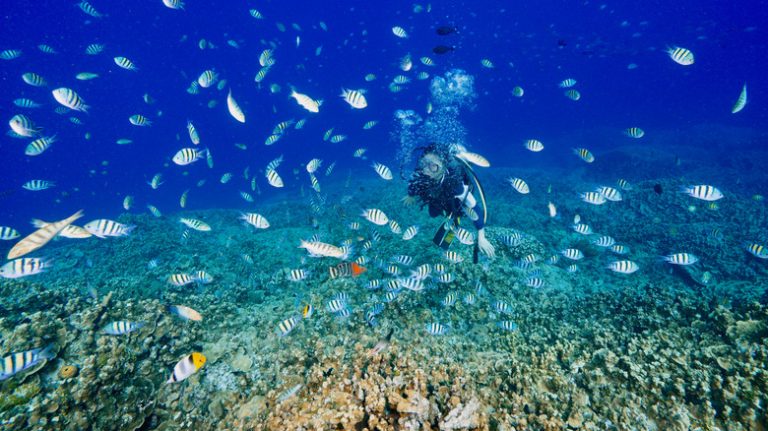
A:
654;184;663;195
432;45;455;55
436;26;457;36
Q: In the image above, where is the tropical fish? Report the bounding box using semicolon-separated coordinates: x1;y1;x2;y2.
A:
732;83;747;114
103;321;144;335
524;139;544;152
564;89;581;101
298;240;348;259
559;78;577;88
7;210;83;259
574;148;595;163
30;219;91;239
179;218;211;232
168;273;195;286
9;114;41;137
129;114;152;126
425;322;447;335
276;316;299;337
227;90;245;123
624;127;645;138
25;136;56;156
663;253;698;265
667;46;694;66
372;162;393;180
168;305;203;321
681;185;723;201
341;88;367;109
241;213;270;229
509;178;530;194
361;209;388;225
52;88;89;112
290;89;321;113
0;258;49;279
114;56;138;70
167;352;206;383
84;219;135;238
561;248;584;260
608;260;640;274
0;226;20;240
329;262;367;278
0;344;55;381
21;72;47;87
392;26;408;38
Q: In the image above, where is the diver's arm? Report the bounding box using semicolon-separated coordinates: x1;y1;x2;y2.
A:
455;185;494;257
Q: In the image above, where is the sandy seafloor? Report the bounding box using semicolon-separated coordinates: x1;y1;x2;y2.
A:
1;134;767;431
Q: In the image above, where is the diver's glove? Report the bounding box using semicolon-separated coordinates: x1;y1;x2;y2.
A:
477;228;495;258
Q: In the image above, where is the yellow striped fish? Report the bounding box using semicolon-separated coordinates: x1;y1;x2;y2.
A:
24;135;56;156
8;210;83;259
172;147;206;165
667;46;694;66
180;217;211;232
114;56;137;70
0;226;20;240
52;88;89;112
0;344;55;381
168;273;195;286
0;257;49;279
573;148;595;163
84;219;135;237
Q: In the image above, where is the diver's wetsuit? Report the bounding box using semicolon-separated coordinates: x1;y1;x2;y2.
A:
407;166;485;230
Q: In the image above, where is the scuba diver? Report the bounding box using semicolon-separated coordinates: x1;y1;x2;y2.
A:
405;143;495;261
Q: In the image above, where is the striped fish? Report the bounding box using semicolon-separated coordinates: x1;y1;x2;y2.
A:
194;270;213;284
437;272;456;283
573;148;595;163
84;219;134;238
330;135;347;143
667;46;694;66
608;260;640;274
397;277;424;291
372;162;393;180
266;169;284;188
180;218;211;232
681;185;723;201
0;257;49;279
425;322;447;335
597;186;623;202
444;250;463;264
420;56;434;66
524;139;544;152
276;316;299;337
30;219;91;239
9;114;41;137
564;89;581;101
102;321;144;335
172;148;206;166
0;226;20;240
25;136;56;156
306;158;322;174
288;268;309;282
21;72;47;87
363;120;378;130
509;177;530;194
114;56;137;71
561;248;584;260
611;244;629;255
0;49;22;60
197;70;218;88
498;321;518;332
581;192;606;205
442;292;458;307
168;273;195;286
258;49;274;67
663;253;698;265
361;208;388;226
187;121;200;144
78;0;103;18
14;98;42;109
453;226;475;245
162;0;185;9
329;262;366;279
732;83;747;114
617;179;632;191
301;304;314;319
241;213;269;229
341;88;367;109
402;225;419;241
392;26;408;38
52;88;89;112
0;344;55;381
572;223;592;235
7;210;82;259
745;243;768;259
167;352;206;383
249;9;264;19
592;235;616;247
298;240;348;259
624;127;645;138
85;44;105;55
38;44;57;54
129;114;152;126
559;78;577;88
147;205;162;218
526;277;545;288
240;191;254;202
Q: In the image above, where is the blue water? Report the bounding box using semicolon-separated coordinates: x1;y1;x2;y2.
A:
1;0;766;224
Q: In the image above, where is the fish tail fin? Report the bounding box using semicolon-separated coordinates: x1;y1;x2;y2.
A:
38;343;56;360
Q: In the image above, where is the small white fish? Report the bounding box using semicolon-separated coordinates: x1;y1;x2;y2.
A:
508;178;530;194
392;26;408;38
227;90;245;123
667;46;694;66
524;139;544;152
290;89;321;113
372;162;393;180
114;56;138;71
